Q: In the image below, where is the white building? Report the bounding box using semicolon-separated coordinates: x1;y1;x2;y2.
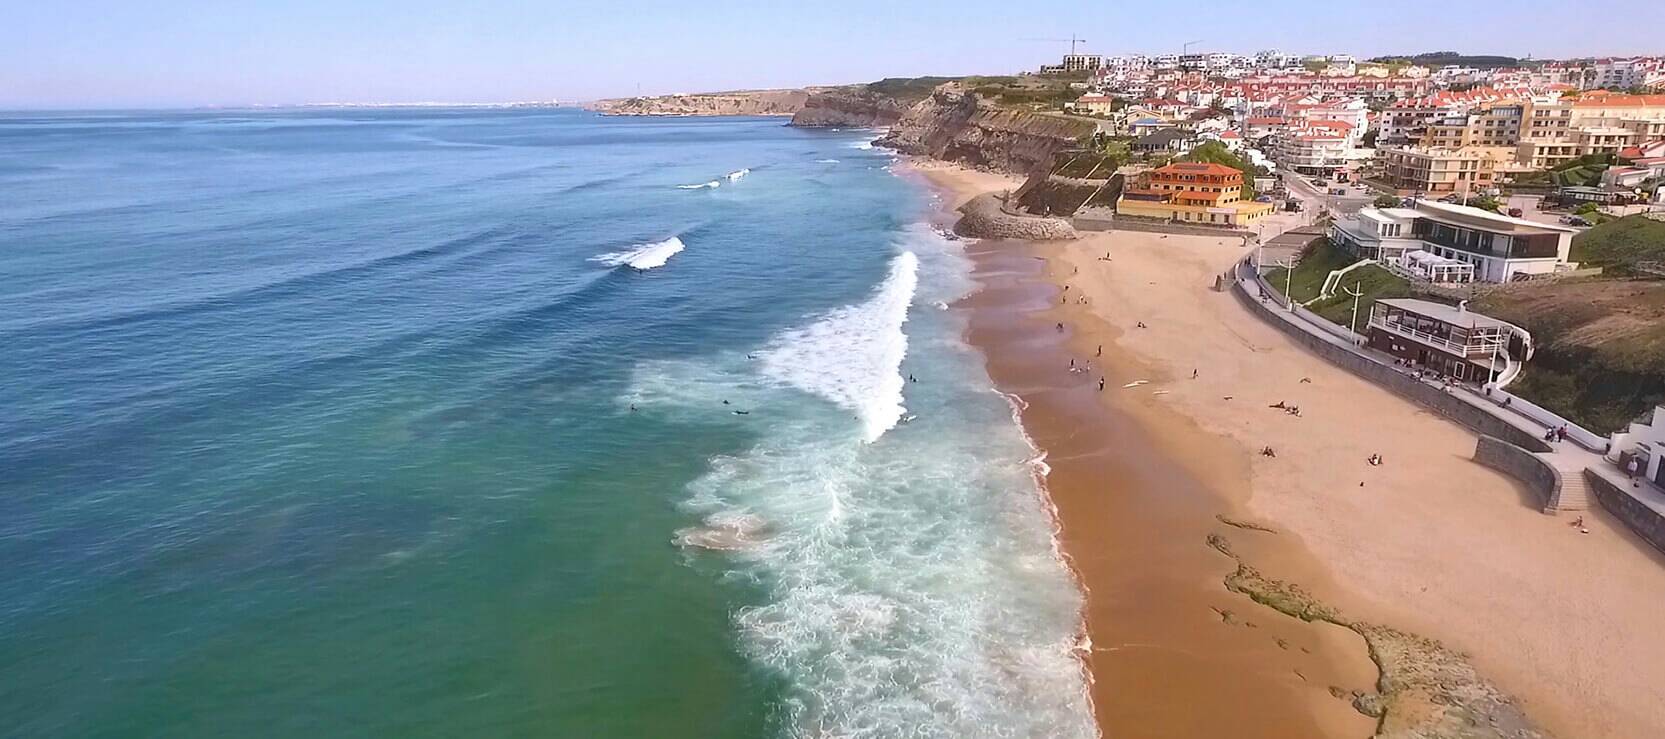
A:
1610;406;1665;486
1329;201;1579;283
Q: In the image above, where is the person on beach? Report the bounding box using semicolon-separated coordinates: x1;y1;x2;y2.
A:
1192;369;1198;379
1056;322;1064;332
1368;453;1383;466
1261;446;1276;457
1070;358;1075;369
1098;377;1105;391
1096;345;1102;357
1137;321;1147;329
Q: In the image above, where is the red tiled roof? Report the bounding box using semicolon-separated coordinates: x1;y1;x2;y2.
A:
1156;162;1242;177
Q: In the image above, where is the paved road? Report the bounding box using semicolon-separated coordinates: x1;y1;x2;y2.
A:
1280;171;1374;217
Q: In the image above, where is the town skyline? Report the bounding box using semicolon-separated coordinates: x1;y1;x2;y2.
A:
4;0;1664;109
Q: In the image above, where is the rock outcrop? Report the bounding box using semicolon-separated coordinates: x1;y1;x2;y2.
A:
877;84;1098;175
590;89;810;117
955;193;1077;240
789;88;911;128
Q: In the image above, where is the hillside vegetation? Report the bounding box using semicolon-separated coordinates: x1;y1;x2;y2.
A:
1569;214;1665;274
1263;238;1413;326
1476;279;1665;433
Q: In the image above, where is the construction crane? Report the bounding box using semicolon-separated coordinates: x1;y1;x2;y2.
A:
1025;35;1089;55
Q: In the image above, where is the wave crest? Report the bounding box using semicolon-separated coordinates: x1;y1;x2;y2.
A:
591;236;686;270
760;252;917;442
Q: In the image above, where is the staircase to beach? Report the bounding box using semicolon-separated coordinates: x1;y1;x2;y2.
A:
1547;454;1592;512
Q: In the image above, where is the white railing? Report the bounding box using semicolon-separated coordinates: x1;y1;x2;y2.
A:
1368;316;1500;358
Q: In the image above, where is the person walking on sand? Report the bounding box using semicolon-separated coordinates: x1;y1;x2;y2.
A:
1096;344;1102;357
1098;377;1105;391
1192;368;1198;379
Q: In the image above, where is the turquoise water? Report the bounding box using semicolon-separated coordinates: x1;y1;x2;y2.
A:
0;109;1093;737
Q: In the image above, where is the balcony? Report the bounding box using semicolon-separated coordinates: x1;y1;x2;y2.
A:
1368;315;1503;358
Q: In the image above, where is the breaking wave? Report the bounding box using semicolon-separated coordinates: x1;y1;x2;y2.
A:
591;236;686;270
726;168;750;182
760;252;917;443
677;180;720;190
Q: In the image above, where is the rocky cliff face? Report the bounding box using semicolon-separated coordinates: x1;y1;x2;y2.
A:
876;85;1097;175
789;88;910;128
590;89;809;117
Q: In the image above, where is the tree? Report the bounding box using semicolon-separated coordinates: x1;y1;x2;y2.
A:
1467;196;1502;212
1185;140;1259;198
1100;139;1131;169
1373;194;1401;208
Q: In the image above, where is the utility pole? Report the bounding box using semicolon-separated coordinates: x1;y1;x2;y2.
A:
1343;282;1365;343
1277;256;1298;311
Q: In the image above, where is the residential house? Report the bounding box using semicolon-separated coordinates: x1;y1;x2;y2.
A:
1132;128;1198;155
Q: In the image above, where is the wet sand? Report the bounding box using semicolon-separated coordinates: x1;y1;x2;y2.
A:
910;159;1665;738
907;160;1380;736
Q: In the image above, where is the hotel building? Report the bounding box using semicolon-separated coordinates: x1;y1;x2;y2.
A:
1116;162;1274;227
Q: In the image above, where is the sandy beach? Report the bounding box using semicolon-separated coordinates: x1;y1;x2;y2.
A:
913;159;1665;738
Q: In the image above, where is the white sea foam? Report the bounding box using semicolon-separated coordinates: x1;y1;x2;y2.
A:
617;220;1095;738
760;251;917;443
591;236;686;270
815;158;840;164
677;180;720;190
726;168;751;182
849;140;876;150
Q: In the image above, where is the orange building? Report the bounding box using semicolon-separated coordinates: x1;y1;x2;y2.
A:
1116;162;1273;227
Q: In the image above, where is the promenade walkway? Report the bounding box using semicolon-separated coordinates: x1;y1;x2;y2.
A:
1232;263;1612;512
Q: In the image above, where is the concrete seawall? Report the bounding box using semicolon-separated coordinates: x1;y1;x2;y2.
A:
1474;436;1563;511
1585;470;1665;555
1231;280;1555;454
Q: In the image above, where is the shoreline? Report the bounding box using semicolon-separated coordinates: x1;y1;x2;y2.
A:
908;159;1378;737
908;158;1665;739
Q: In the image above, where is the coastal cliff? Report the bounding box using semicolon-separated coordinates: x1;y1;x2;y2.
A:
789;87;910;128
875;85;1097;174
590;89;810;117
596;77;1098;176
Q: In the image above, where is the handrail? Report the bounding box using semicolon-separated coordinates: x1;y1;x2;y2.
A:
1368;316;1501;356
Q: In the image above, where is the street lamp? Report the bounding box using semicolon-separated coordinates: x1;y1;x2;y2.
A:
1343;282;1364;343
1277;256;1298;311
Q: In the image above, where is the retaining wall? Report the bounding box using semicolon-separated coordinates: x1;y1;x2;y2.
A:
1074;214;1253;242
1232;275;1554;454
1473;436;1563;511
1585;470;1665;555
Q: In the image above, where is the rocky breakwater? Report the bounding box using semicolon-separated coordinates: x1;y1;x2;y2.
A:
877;84;1097;175
790;87;910;128
955;192;1077;240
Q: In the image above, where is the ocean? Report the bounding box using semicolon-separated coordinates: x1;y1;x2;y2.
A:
0;108;1094;738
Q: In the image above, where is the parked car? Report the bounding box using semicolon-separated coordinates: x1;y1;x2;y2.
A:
1329;187;1347;195
1439;193;1462;203
1507;208;1524;218
1254;195;1273;203
1561;215;1589;226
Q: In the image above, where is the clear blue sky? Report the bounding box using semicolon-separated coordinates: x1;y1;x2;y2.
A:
4;0;1661;109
